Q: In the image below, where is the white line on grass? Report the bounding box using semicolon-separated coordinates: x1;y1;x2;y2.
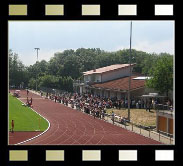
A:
13;97;51;145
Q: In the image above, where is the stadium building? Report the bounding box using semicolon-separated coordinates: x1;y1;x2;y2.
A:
74;64;151;99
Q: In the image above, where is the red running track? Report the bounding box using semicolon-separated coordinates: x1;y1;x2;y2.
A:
10;90;162;145
9;131;42;145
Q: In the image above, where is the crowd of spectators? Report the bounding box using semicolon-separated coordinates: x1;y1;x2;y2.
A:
42;91;173;121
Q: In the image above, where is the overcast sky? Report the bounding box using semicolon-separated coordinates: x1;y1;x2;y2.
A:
9;21;174;66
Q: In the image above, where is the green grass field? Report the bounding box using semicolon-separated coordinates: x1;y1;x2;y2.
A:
9;94;49;131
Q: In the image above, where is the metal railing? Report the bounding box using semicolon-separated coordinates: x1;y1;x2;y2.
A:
104;114;174;145
39;87;66;95
155;104;174;116
66;103;174;145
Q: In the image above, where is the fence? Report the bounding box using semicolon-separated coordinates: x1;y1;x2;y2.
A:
39;87;66;96
104;114;174;145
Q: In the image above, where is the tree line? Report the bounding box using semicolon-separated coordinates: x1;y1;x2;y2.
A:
9;48;173;96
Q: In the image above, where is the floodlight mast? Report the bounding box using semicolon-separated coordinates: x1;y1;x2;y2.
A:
34;48;40;91
127;21;133;122
34;48;40;61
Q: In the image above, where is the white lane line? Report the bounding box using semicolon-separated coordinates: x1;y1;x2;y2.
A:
14;97;51;145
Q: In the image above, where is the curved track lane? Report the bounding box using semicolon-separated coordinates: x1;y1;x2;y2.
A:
14;90;162;145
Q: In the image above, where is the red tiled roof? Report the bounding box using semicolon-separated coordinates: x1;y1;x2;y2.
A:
92;76;145;91
83;64;136;75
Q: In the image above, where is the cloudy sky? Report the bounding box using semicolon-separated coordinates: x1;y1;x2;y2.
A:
9;21;174;66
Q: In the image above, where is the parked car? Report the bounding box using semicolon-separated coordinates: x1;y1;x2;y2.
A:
13;90;20;98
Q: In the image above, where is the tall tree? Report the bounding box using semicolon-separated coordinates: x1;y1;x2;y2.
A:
9;50;29;88
146;55;173;97
9;48;174;95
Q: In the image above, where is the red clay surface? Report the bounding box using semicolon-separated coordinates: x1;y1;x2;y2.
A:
9;90;162;145
9;131;42;145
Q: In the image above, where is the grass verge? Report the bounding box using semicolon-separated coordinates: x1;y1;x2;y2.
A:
9;94;49;131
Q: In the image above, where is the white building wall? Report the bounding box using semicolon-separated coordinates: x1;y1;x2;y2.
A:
102;67;131;82
84;66;133;83
84;74;101;83
95;74;102;82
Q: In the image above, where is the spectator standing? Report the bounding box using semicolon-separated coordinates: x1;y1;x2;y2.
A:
125;99;128;108
27;89;29;96
136;102;139;109
152;98;155;109
102;110;105;120
119;101;121;110
93;109;96;119
146;99;152;112
138;100;141;109
55;96;57;103
132;99;135;108
111;111;115;124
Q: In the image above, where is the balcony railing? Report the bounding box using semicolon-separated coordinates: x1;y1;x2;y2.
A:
73;80;100;86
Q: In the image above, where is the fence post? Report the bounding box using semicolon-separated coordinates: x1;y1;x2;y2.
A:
132;123;133;131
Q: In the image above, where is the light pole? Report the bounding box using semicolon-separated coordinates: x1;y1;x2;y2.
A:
34;48;40;91
35;48;40;61
127;21;133;122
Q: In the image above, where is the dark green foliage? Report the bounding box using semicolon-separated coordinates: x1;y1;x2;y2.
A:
9;49;30;88
146;54;173;97
9;48;173;93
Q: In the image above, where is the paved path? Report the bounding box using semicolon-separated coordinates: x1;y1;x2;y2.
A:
11;90;162;145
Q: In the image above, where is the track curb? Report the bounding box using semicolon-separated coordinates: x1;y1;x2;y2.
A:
11;94;51;145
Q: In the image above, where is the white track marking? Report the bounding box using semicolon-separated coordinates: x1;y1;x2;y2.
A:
14;97;51;145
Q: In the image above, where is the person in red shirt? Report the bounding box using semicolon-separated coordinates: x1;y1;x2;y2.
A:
11;120;14;133
55;96;57;103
